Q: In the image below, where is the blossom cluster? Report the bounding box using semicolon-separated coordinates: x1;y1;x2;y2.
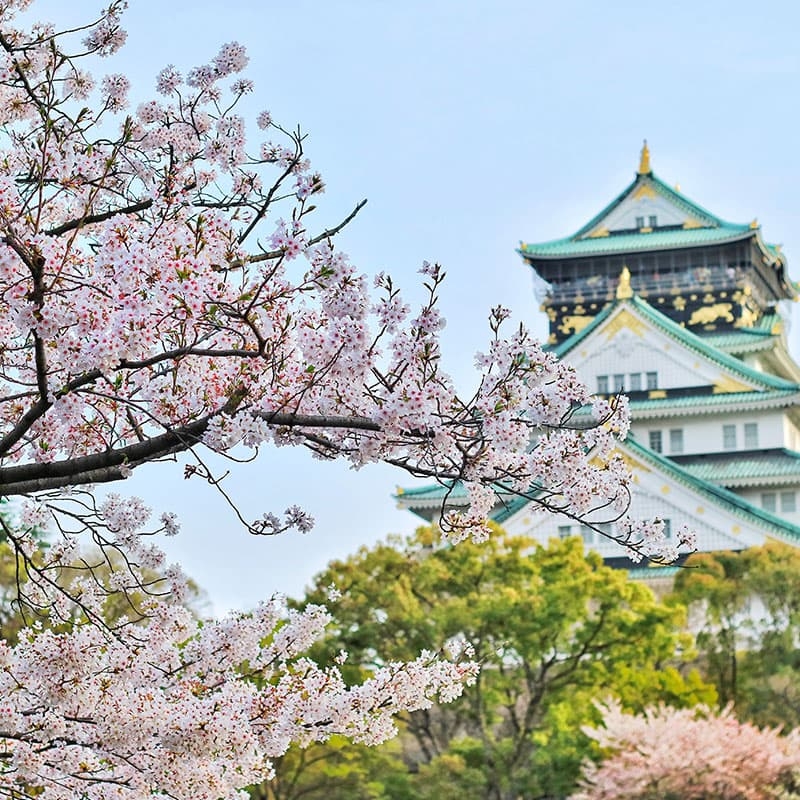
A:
0;523;477;800
573;701;800;799
0;0;674;561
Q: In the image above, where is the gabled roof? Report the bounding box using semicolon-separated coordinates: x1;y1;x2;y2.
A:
621;435;800;544
518;145;785;269
550;293;800;393
396;436;800;546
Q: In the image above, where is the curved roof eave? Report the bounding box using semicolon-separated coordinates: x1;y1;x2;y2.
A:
628;390;800;419
518;227;755;261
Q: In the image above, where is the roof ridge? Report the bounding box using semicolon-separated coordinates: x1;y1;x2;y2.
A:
623;436;800;542
629;295;798;391
570;171;734;241
550;293;798;392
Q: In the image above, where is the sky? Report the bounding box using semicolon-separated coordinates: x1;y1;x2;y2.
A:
20;0;800;612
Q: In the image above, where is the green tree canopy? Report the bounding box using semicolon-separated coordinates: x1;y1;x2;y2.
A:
289;529;713;800
672;542;800;727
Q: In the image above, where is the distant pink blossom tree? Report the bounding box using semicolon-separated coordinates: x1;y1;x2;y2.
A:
573;701;800;800
0;1;694;799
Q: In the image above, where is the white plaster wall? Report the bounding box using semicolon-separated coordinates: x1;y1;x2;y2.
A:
784;417;800;451
630;410;787;456
737;487;800;525
598;192;689;233
502;452;771;559
569;328;731;395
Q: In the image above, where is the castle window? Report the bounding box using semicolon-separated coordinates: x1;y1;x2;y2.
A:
663;519;672;539
635;216;645;228
649;215;658;227
781;492;796;513
649;430;663;453
646;371;658;390
723;424;737;450
580;525;595;544
744;423;759;448
669;429;684;454
762;493;776;512
629;373;642;391
597;375;609;394
613;373;625;392
558;525;572;539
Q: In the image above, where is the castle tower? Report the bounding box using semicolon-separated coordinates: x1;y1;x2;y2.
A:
397;147;800;566
518;142;796;350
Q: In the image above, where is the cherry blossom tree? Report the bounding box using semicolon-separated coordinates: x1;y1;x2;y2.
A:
572;701;800;800
0;2;694;799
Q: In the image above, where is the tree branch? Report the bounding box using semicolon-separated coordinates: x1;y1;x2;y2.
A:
45;198;153;236
0;409;386;496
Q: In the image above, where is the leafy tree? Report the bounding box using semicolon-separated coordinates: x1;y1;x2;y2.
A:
573;701;800;800
248;736;410;800
296;530;713;800
673;543;800;726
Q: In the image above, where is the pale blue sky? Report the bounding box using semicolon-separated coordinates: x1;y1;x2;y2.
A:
24;0;800;611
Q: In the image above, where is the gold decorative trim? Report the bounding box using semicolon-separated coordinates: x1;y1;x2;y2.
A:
616;266;633;299
712;375;752;394
638;140;651;175
558;314;593;335
604;308;646;339
688;303;733;326
734;303;759;329
632;183;656;199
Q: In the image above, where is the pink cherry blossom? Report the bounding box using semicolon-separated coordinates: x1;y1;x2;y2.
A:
0;3;689;798
573;701;800;800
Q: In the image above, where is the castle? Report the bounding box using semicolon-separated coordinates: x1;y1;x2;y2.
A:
398;144;800;572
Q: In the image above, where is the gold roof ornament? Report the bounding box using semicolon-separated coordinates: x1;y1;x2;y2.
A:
616;266;633;299
638;140;651;175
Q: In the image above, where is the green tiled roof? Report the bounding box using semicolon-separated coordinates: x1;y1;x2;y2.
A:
519;225;753;260
394;480;522;519
627;565;682;580
573;171;728;237
395;481;468;502
701;332;777;353
397;436;800;544
550;294;800;393
676;449;800;485
628;388;800;415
